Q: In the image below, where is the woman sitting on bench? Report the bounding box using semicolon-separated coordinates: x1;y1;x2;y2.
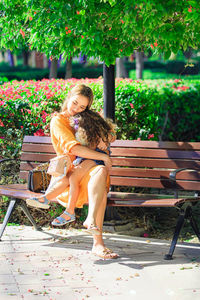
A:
26;84;118;260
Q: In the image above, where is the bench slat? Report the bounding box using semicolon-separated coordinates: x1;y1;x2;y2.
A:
110;168;200;180
20;153;55;162
23;136;52;143
0;184;58;202
22;144;55;153
111;148;200;159
20;162;43;171
110;177;200;190
111;157;200;169
111;140;200;150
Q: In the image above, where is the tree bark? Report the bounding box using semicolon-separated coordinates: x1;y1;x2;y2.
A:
7;50;14;67
65;57;72;79
135;51;144;79
49;58;58;79
116;57;128;78
22;51;30;66
103;63;115;121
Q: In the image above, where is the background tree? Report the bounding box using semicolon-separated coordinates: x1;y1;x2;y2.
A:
1;0;200;117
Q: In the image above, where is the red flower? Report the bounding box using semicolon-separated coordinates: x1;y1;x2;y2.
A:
130;103;134;108
188;6;192;12
34;129;45;136
29;17;33;21
150;44;154;49
154;42;158;47
77;11;80;14
68;30;71;33
120;19;124;24
81;35;84;39
20;29;25;38
148;134;154;139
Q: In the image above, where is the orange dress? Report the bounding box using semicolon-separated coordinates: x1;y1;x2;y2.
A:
50;112;110;208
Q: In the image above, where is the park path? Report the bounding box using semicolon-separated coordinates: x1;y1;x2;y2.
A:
0;225;199;300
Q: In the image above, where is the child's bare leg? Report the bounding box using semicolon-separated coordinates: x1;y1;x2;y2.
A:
66;174;80;214
34;176;69;204
53;159;96;223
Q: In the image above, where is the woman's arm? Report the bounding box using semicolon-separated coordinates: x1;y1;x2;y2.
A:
69;144;112;170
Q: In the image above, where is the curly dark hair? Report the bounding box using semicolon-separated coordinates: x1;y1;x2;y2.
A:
70;109;115;147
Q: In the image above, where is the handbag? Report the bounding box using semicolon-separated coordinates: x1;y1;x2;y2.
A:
47;154;72;177
27;162;51;193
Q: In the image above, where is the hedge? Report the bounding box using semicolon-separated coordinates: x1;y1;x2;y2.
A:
0;63;103;81
0;78;200;158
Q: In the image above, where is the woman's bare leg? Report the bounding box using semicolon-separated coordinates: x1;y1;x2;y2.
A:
84;166;119;259
84;166;107;228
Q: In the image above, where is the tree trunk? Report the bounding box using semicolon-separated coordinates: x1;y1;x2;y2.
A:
135;51;144;79
65;57;72;79
49;58;58;79
116;57;128;78
103;63;115;121
7;50;14;67
22;51;30;66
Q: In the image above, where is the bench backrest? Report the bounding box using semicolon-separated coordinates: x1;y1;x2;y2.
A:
20;136;200;191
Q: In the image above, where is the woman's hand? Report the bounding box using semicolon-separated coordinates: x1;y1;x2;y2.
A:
97;139;108;151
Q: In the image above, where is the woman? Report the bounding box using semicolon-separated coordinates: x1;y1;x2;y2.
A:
26;84;118;259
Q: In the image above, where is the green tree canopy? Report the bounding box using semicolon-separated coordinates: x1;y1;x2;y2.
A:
0;0;200;65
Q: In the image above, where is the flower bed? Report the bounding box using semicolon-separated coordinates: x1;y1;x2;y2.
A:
0;78;200;157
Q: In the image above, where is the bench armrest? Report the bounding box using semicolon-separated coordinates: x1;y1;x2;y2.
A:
170;168;200;181
0;158;16;164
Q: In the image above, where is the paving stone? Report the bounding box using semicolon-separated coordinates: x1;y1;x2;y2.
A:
0;275;16;284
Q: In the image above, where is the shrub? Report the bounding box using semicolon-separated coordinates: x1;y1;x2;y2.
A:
0;76;8;85
166;61;200;75
0;63;103;81
0;78;200;158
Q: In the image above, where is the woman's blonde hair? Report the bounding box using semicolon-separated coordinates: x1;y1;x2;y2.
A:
61;84;94;112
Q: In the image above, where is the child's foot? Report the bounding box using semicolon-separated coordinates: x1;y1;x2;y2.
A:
26;195;50;209
51;210;75;226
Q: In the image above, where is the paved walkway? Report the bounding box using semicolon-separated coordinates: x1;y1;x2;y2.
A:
0;225;199;300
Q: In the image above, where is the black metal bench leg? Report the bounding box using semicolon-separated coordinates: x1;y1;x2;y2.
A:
188;207;200;241
18;200;42;231
0;199;17;241
164;209;185;260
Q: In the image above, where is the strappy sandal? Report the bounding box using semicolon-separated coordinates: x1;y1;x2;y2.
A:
26;195;50;209
51;210;75;226
92;247;119;260
83;226;101;236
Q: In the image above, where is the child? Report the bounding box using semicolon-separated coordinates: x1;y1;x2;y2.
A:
51;109;116;231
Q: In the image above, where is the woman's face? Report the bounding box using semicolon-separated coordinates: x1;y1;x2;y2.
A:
67;94;89;116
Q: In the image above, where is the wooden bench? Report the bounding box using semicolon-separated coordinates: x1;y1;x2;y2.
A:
0;136;200;260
